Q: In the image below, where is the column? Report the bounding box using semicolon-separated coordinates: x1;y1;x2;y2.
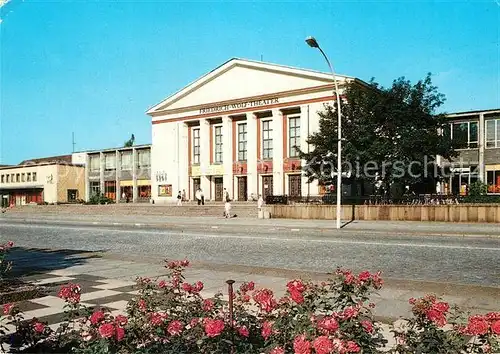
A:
115;150;121;203
222;116;233;199
84;154;90;201
99;152;105;196
246;113;258;199
200;119;211;198
272;109;284;195
132;148;138;203
479;113;485;182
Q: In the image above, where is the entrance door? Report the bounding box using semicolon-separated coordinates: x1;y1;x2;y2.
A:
289;174;302;197
237;177;247;201
192;178;200;200
262;175;273;199
214;177;224;201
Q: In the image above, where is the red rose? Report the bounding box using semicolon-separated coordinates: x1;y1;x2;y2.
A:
158;280;167;288
190;318;199;327
194;281;204;292
3;303;14;315
33;322;45;334
253;289;277;313
182;283;193;292
150;312;167;326
262;321;273;340
98;323;115;338
317;316;339;334
491;320;500;335
167;320;184;336
138;299;147;312
287;279;306;293
345;341;361;353
237;325;249;337
58;284;81;304
241;294;251;302
204;318;224;337
90;311;105;325
115;315;128;326
290;289;304;304
270;347;285;354
180;259;190;267
313;336;333;354
361;320;374;333
115;326;125;341
432;302;449;313
357;271;371;283
293;334;311;354
426;309;447;327
203;299;214;312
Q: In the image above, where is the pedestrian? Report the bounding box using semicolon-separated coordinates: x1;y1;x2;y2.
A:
200;189;205;205
224;199;231;218
177;191;182;206
195;188;201;205
223;188;230;202
257;194;264;211
122;191;126;203
182;189;186;202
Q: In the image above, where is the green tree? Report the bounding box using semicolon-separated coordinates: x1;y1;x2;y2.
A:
299;74;458;197
124;134;135;147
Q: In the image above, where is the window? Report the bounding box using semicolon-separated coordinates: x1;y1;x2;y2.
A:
104;181;116;200
262;120;273;159
289;116;301;157
27;173;31;182
6;175;9;183
32;172;37;182
11;174;14;182
486;118;500;148
137;150;151;169
121;151;132;170
21;173;25;182
104;154;116;171
449;121;478;149
193;128;200;164
90;181;100;196
487;170;500;194
214;125;223;163
0;175;4;183
89;155;100;172
67;189;78;202
237;123;247;161
16;174;20;182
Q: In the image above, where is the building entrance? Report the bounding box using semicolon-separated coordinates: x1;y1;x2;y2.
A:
262;175;273;200
237;176;247;201
214;177;223;201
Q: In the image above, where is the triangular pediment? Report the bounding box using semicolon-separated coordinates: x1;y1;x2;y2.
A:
147;58;352;115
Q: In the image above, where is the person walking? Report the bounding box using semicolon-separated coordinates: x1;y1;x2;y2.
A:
177;191;182;206
195;188;201;205
200;188;205;205
182;189;187;202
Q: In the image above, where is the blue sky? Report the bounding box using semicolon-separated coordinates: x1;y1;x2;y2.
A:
1;0;499;165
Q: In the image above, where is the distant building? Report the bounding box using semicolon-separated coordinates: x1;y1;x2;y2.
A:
440;108;500;195
0;155;85;207
72;145;151;203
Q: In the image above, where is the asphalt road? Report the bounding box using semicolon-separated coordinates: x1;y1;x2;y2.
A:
1;219;499;288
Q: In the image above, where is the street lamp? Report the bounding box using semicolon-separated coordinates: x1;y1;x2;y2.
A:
305;36;343;229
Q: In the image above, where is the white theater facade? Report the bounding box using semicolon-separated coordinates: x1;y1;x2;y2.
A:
147;58;364;203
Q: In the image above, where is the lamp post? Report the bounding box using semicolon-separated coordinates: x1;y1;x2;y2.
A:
305;36;342;229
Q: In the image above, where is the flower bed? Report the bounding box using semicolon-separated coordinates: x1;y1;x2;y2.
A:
0;259;499;353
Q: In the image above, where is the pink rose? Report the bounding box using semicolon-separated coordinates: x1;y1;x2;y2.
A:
293;334;311;354
114;315;128;326
357;270;371;283
204;318;224;337
182;283;193;292
361;320;374;333
253;289;277;313
115;326;125;341
150;312;167;326
491;320;500;335
3;303;14;315
290;289;304;304
270;347;285;354
237;325;249;337
98;323;115;338
138;299;147;312
90;311;105;325
262;321;273;340
203;299;214;312
345;341;361;353
167;320;184;336
158;280;167;288
190;318;199;327
194;281;204;292
33;322;45;334
313;336;333;354
317;316;339;334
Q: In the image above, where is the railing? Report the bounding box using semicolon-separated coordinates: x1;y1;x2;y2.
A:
266;194;500;205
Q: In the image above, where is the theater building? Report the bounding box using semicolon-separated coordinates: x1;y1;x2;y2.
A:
147;58;367;203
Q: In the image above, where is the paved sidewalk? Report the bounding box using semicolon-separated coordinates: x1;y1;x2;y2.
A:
3;212;500;237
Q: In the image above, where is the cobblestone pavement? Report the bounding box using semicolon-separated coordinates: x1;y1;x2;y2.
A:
3;248;500;351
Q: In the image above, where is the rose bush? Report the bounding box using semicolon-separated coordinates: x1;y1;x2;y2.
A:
0;259;498;353
0;241;14;281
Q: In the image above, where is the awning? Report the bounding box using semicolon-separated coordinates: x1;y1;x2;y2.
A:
120;180;133;187
119;180;150;187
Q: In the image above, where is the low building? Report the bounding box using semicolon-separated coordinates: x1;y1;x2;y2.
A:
441;108;500;195
72;145;152;203
0;155;85;207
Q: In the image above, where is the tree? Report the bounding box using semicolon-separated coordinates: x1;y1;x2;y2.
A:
124;134;135;147
299;74;458;198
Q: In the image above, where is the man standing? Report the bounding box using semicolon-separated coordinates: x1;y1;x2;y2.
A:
195;188;201;205
177;191;182;206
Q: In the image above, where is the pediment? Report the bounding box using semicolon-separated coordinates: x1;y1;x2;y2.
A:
147;58;351;115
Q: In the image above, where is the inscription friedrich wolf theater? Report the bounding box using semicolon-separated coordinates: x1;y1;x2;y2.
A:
199;98;279;114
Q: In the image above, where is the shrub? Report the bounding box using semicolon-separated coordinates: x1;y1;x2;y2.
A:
0;241;14;282
87;194;115;205
0;260;499;353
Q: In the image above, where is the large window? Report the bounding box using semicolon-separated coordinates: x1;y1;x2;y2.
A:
5;175;9;183
288;116;301;157
193;128;200;164
90;181;100;196
137;150;151;169
0;175;4;183
104;154;116;171
121;151;132;170
237;123;247;161
32;172;37;182
21;173;25;182
486;118;500;148
262;120;273;159
214;125;223;163
487;170;500;194
27;173;31;182
89;155;100;172
448;121;478;149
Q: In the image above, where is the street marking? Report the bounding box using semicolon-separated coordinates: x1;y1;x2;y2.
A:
135;223;142;226
291;229;300;232
4;223;500;252
113;223;120;225
92;222;98;225
211;226;218;229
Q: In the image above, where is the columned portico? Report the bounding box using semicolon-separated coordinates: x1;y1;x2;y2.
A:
147;58;353;203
